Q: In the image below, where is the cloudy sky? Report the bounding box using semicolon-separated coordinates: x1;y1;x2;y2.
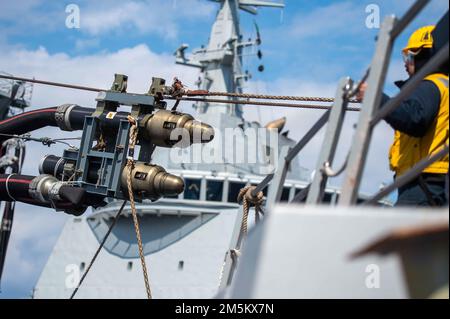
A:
0;0;448;298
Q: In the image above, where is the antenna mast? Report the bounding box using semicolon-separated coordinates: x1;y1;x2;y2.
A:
174;0;284;118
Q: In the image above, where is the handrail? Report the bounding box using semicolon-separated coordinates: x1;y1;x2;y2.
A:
248;110;331;198
390;0;430;39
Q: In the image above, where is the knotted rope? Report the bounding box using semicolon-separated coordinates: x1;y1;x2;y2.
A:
237;186;265;236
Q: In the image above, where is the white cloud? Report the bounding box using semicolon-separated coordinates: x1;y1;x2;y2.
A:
73;0;215;38
81;1;174;37
0;44;201;111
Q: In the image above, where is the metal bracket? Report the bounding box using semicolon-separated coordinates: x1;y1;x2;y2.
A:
55;104;77;132
110;74;128;93
66;75;164;200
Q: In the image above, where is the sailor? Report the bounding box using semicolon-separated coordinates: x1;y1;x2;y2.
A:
358;26;449;206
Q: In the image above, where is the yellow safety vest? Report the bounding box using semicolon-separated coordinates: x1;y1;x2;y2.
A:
389;73;449;176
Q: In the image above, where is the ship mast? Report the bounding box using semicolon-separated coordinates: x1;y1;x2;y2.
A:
175;0;284;118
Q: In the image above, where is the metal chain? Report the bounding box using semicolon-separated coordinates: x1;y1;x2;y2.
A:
70;200;127;299
126;115;152;299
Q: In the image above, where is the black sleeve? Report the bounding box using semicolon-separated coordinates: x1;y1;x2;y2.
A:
380;80;441;137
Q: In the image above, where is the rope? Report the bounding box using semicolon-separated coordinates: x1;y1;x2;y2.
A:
70;200;127;299
205;92;360;104
126;115;152;299
237;186;264;236
0;74;362;108
166;97;361;112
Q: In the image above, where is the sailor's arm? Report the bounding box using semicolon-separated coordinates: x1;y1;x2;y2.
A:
357;80;440;137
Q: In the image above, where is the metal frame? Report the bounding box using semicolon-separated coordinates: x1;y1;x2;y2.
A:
66;76;161;201
306;77;351;204
76;115;131;199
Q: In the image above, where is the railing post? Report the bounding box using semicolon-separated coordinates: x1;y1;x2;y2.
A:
307;77;352;204
339;16;397;206
265;146;291;212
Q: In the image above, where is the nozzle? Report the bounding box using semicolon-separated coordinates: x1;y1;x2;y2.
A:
265;117;286;133
121;162;185;200
143;110;215;148
185;120;215;144
28;174;87;215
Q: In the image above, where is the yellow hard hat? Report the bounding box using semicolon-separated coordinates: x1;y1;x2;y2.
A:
403;26;435;54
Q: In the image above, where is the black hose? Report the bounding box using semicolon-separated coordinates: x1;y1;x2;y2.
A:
64;106;134;131
39;154;102;182
0;107;58;138
0;106;93;141
39;155;66;178
0;105;133;142
0;174;34;202
0;174;87;215
68;106;93;131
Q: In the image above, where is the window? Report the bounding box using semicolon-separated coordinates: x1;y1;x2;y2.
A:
323;192;333;203
281;187;291;202
228;182;246;203
294;187;307;203
184;179;201;200
206;180;223;202
356;198;366;204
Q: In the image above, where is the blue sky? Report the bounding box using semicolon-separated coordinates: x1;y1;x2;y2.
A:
0;0;448;298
